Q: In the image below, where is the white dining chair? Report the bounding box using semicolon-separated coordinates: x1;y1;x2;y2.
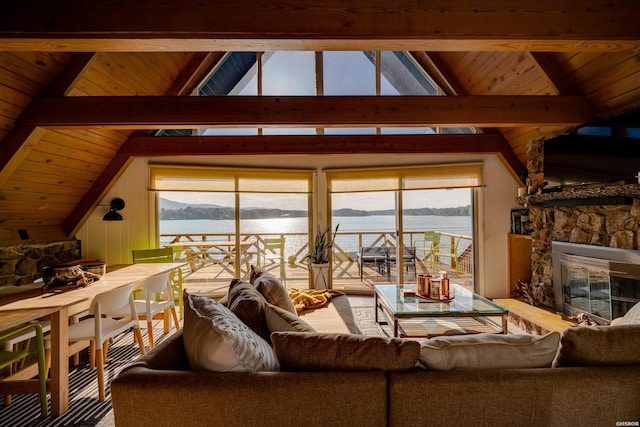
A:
109;272;180;349
67;284;146;401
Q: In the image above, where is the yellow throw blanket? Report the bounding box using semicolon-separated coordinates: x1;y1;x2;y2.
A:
287;288;344;313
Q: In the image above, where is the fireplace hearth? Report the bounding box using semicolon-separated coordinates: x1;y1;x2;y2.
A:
552;242;640;324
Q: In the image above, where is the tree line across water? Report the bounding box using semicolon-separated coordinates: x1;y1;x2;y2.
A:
160;206;471;220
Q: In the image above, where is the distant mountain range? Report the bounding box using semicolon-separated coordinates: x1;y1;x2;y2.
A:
159;198;470;220
159;198;223;210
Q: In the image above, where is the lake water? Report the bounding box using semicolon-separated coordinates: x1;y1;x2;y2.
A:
160;215;472;256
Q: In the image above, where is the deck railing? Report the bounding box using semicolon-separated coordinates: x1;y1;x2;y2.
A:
160;230;472;277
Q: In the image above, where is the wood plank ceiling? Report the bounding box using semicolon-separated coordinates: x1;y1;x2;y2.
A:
0;0;638;245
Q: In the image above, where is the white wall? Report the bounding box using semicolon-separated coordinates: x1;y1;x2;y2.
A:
75;153;520;297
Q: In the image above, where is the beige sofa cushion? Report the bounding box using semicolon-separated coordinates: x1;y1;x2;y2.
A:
251;266;297;315
183;292;279;372
265;303;316;333
552;324;640;367
227;279;271;342
272;331;420;371
419;332;560;371
298;294;360;334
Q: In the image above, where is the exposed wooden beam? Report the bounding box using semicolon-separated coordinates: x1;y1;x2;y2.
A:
118;133;525;184
165;52;227;96
409;52;460;96
20;95;594;128
66;53;228;235
63;154;133;237
0;53;95;188
528;52;579;96
0;1;638;52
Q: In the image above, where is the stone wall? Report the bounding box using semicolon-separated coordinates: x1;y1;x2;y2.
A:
525;139;640;308
0;239;81;287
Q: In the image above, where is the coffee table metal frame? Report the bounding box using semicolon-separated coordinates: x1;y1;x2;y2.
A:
374;284;508;338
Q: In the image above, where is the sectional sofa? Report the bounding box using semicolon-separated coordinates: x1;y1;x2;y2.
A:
111;270;640;427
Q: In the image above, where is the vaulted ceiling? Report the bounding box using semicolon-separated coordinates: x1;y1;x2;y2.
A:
0;1;639;244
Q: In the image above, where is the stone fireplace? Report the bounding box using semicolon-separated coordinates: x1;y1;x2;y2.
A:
552;241;640;324
520;138;640;310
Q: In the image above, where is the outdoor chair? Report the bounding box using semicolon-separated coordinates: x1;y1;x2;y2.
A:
258;237;286;283
433;236;461;276
67;284;146;402
0;323;49;416
132;248;184;319
422;231;441;270
386;246;417;280
357;246;388;280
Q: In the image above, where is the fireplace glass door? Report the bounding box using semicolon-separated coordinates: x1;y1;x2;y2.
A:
561;253;640;323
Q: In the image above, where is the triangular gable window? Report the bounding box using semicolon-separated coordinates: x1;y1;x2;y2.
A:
158;51;476;136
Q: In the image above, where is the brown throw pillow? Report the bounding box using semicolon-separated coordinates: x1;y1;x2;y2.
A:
250;265;297;314
552;324;640;367
227;279;270;343
271;331;420;371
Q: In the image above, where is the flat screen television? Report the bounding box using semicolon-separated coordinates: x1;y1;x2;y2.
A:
543;133;640;191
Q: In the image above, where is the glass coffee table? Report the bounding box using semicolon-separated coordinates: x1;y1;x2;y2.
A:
374;284;508;338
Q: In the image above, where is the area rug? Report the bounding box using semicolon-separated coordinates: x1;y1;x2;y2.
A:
0;324;173;427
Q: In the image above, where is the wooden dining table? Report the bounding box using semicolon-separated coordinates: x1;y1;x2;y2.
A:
0;262;186;417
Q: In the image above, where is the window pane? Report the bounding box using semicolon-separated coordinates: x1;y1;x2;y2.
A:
402;188;474;290
323;51;375;95
331;191;396;290
263;51;316;95
380;51;437;96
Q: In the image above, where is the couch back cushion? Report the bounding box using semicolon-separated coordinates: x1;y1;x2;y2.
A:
552;324;640;367
272;331;419;371
419;332;560;371
183;291;279;372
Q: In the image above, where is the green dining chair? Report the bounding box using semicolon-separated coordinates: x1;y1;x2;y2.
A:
132;248;184;319
0;323;48;417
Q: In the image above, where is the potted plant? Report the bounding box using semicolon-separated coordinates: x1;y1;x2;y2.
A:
305;223;339;290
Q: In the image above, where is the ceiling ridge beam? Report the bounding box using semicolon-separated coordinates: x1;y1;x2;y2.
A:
1;1;639;52
19;95;594;128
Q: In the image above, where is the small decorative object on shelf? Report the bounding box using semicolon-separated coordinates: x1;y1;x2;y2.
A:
510;208;530;235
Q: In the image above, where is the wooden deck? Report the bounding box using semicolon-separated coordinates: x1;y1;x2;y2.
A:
182;257;474;297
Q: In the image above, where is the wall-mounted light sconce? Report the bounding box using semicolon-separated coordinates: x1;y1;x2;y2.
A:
103;198;125;221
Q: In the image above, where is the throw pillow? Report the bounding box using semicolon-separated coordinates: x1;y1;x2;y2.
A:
227;279;271;342
418;332;560;371
250;265;297;314
182;291;279;372
552;324;640;367
265;303;316;333
271;331;420;371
